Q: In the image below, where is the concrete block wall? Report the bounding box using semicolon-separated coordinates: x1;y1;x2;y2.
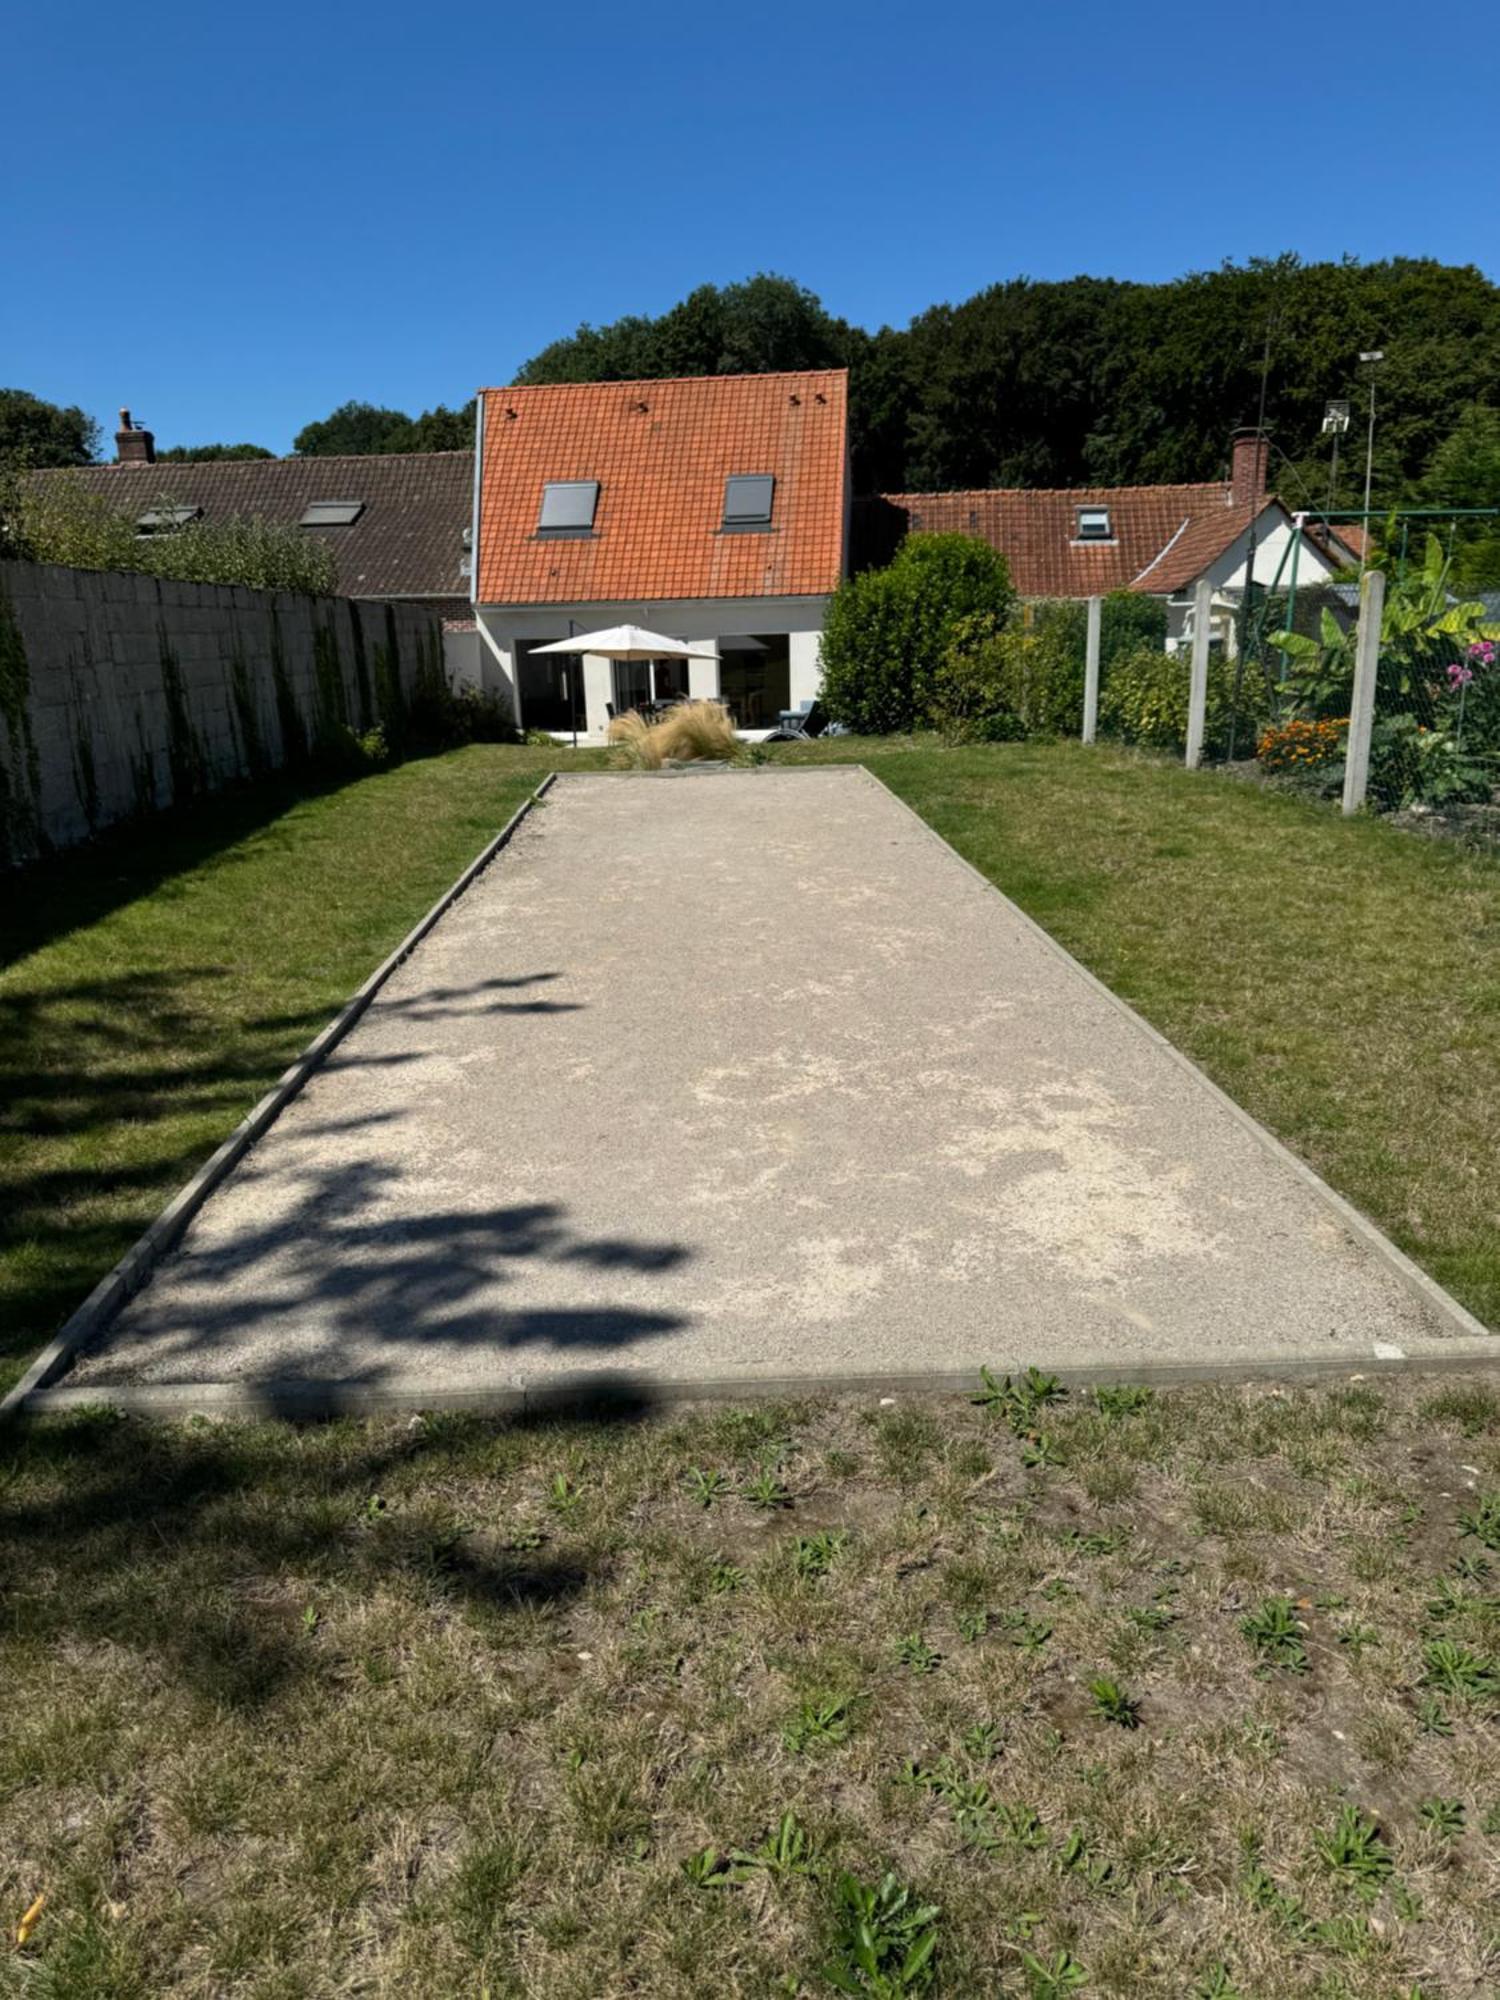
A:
0;560;444;864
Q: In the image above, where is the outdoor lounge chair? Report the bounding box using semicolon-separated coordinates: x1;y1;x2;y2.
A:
766;699;828;741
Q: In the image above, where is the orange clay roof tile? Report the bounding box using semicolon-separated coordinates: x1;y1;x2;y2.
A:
475;370;847;605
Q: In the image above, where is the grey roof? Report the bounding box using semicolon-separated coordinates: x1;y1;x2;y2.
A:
29;450;475;601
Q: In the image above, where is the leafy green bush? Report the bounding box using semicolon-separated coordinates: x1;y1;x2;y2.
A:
7;480;337;595
932;615;1081;742
1029;591;1169;671
1101;644;1265;754
820;533;1016;734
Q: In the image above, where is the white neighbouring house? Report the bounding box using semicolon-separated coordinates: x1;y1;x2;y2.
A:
470;369;850;738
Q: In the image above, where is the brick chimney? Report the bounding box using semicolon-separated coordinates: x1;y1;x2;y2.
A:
1231;426;1268;506
115;407;155;467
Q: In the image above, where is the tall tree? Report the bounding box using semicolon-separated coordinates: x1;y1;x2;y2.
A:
292;398;475;456
293;401;417;456
0;389;100;466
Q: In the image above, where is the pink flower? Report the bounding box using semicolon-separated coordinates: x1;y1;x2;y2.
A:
1447;661;1475;688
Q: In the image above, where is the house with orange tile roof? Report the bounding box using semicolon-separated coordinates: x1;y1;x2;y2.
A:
874;432;1361;654
471;369;849;737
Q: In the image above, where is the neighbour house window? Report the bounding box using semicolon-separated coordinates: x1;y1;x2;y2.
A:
299;500;365;527
135;505;201;535
1076;506;1112;542
722;474;775;531
537;480;600;537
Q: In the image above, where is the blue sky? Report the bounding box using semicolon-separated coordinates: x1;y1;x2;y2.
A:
5;0;1492;455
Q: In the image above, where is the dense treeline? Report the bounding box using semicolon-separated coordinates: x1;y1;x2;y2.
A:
8;258;1498;515
516;260;1500;509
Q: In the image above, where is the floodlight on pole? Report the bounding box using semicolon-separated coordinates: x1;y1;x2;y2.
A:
1322;399;1351;515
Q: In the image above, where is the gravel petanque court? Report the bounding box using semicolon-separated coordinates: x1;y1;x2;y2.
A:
68;767;1477;1397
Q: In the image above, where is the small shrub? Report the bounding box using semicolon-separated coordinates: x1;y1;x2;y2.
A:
932;615;1082;742
313;721;389;777
1101;643;1265;754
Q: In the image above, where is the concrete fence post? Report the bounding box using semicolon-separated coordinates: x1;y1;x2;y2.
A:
1082;595;1101;743
1184;577;1213;769
1342;567;1385;816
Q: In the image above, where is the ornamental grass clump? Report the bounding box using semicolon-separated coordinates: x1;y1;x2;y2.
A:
608;699;736;767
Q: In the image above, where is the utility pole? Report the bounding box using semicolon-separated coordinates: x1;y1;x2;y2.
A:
1357;351;1385;579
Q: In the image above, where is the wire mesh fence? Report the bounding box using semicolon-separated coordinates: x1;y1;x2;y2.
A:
1112;513;1500;832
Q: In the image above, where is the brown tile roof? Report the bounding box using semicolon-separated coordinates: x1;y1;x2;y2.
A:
27;450;474;600
475;370;847;606
879;481;1276;597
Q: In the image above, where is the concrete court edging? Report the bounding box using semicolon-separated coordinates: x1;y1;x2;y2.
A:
0;774;559;1422
851;762;1495;1352
8;761;1496;1423
18;1344;1500;1423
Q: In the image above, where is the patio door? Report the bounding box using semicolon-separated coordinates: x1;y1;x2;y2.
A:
517;642;580;732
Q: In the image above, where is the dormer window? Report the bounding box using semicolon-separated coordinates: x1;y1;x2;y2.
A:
722;474;775;532
1076;506;1113;542
537;479;599;537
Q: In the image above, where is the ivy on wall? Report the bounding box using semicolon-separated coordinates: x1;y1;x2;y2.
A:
0;578;42;865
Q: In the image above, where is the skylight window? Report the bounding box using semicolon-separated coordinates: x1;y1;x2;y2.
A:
1076;506;1113;542
300;499;365;527
136;505;201;535
537;480;599;536
722;474;775;531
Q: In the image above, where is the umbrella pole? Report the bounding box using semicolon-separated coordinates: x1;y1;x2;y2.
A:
568;618;578;751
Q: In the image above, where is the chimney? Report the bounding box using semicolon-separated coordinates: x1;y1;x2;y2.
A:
115;407;155;467
1231;426;1268;507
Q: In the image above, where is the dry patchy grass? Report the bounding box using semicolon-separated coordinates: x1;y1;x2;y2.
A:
3;1374;1499;1996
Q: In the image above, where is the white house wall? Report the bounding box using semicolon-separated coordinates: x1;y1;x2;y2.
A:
1164;511;1344;653
475;595;831;736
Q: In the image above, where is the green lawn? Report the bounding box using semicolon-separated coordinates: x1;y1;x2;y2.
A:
2;1376;1497;1996
3;736;1498;1395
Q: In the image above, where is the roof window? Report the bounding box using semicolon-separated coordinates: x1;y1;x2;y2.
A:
722;474;775;531
1076;506;1113;542
135;505;201;535
537;479;599;536
300;499;365;527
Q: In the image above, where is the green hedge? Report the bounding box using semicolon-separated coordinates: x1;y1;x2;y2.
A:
820;534;1016;733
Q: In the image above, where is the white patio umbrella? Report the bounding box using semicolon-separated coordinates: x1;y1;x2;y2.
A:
529;626;720;741
528;624;718;662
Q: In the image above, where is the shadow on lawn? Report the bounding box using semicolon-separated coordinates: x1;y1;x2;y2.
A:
0;968;428;1379
0;1380;659;1709
0;771;375;973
